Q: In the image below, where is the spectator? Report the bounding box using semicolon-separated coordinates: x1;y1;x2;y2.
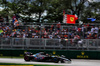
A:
0;20;99;39
91;26;95;34
56;22;61;30
12;14;16;23
51;24;54;31
94;26;99;34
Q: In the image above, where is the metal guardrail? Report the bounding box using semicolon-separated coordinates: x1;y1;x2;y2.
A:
0;38;100;50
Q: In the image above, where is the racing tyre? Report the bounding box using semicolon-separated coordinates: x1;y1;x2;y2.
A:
67;59;71;63
53;57;59;63
61;59;65;63
68;58;71;62
24;56;30;61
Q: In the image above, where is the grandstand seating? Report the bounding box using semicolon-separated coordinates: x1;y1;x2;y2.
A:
0;22;100;50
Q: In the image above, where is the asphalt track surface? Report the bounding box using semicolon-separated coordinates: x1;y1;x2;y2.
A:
0;58;100;66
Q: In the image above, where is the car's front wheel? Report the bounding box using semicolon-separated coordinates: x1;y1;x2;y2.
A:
61;59;65;63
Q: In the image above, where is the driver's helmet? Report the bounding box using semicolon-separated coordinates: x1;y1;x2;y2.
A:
39;52;46;55
30;53;33;55
61;55;65;57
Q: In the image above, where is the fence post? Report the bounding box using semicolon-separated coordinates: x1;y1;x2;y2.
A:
87;39;89;50
45;39;46;47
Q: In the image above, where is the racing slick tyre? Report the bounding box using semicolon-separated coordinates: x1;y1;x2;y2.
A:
61;59;65;63
53;57;59;63
69;59;71;61
24;56;30;61
68;59;71;63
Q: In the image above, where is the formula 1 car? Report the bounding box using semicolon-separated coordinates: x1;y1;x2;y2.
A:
24;52;71;63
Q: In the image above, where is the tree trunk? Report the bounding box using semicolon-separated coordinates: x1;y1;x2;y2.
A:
38;12;41;23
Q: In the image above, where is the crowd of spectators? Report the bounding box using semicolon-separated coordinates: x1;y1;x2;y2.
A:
0;22;100;39
0;14;100;39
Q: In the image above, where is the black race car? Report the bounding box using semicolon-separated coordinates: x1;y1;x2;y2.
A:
24;52;71;63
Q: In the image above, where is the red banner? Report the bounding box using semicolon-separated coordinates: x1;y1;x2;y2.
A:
66;15;78;24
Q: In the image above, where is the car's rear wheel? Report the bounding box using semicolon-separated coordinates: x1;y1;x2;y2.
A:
24;56;30;61
53;57;59;63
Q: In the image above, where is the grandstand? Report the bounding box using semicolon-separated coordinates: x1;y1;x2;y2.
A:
0;22;100;50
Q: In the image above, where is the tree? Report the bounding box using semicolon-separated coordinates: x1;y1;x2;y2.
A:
0;0;100;23
30;0;50;22
44;0;65;23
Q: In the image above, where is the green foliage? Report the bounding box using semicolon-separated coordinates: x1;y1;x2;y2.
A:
0;0;100;23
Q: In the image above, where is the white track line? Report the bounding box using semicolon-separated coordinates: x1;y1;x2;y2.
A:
0;58;100;66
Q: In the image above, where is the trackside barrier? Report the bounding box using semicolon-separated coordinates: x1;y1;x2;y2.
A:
0;38;100;50
0;49;100;59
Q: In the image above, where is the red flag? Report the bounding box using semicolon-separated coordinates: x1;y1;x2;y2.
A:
66;15;78;24
63;10;66;23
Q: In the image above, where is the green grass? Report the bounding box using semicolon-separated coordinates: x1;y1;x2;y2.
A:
0;63;61;66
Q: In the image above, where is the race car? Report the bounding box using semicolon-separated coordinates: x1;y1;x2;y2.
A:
24;52;71;63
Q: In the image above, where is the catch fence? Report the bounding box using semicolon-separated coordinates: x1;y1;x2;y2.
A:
0;38;100;50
